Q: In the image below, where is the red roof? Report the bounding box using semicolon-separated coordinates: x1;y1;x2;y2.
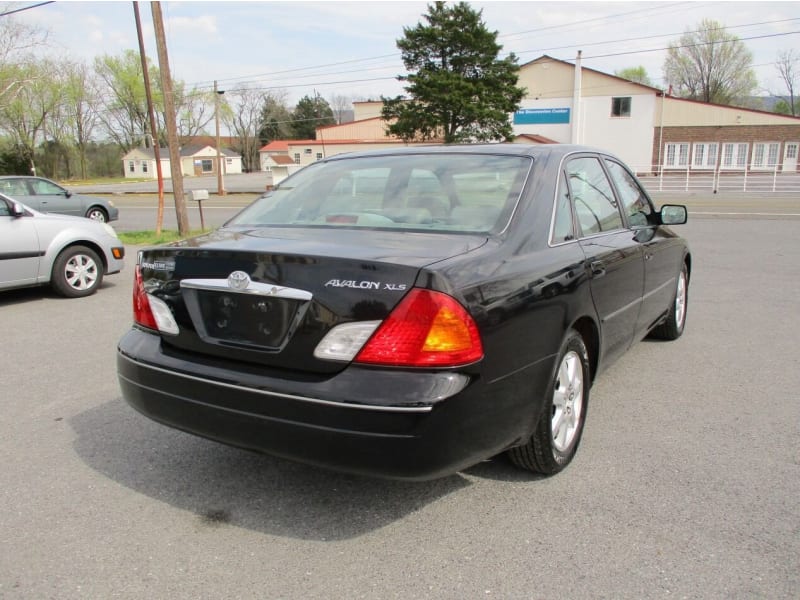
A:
259;140;290;152
287;139;407;146
267;155;296;165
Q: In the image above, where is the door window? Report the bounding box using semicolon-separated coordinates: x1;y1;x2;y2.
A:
29;179;64;195
604;159;652;228
566;157;623;236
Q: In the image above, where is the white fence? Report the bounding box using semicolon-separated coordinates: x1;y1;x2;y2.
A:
632;166;800;194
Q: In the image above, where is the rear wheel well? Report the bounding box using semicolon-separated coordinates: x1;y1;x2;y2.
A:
571;316;599;383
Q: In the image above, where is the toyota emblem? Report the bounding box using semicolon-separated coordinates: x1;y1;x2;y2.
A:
228;271;250;291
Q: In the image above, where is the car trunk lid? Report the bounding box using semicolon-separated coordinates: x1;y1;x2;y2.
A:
136;226;487;374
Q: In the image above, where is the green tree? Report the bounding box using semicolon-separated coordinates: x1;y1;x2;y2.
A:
258;92;293;144
614;66;653;87
290;94;334;139
94;50;159;151
381;1;524;143
0;59;61;176
663;19;757;105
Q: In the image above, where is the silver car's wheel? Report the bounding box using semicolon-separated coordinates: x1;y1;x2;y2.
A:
507;329;590;475
551;350;584;453
86;207;108;222
51;245;104;298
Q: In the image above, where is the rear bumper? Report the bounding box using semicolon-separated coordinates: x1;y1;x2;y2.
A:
117;328;553;480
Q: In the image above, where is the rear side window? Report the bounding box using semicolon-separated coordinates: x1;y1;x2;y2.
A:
565;157;622;236
0;179;29;196
551;175;575;244
229;154;532;234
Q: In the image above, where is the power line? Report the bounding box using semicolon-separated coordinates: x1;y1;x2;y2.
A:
186;16;800;93
0;1;54;18
515;18;800;60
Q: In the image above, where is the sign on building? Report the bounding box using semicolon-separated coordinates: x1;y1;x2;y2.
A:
514;108;571;125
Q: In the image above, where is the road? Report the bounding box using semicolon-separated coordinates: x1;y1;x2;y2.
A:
0;210;798;598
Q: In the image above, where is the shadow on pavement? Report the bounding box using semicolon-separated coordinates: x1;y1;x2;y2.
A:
70;397;473;541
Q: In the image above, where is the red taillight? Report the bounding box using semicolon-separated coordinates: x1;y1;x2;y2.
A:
133;265;158;330
355;288;483;367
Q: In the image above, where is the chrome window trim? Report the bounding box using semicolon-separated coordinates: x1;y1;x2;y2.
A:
548;150;626;247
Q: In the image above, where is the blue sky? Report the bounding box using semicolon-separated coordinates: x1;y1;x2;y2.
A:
16;1;800;103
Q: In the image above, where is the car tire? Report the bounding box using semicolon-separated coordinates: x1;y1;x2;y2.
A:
507;329;590;475
86;207;108;222
650;263;688;341
51;245;104;298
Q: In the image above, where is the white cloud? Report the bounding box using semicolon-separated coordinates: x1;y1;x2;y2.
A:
165;15;218;36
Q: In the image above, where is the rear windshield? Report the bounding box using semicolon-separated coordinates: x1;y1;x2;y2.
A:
227;153;532;233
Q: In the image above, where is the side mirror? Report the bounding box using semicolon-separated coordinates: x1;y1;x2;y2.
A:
659;204;687;225
65;190;73;198
10;202;26;217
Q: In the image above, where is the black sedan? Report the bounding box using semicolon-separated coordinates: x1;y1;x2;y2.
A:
117;144;690;480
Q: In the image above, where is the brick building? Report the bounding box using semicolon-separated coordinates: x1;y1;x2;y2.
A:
515;55;800;174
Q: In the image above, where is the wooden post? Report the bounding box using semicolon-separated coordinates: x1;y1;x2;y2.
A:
215;80;226;196
133;1;165;235
151;1;190;236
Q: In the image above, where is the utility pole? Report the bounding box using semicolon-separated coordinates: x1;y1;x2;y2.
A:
151;1;190;236
133;1;165;235
214;80;226;196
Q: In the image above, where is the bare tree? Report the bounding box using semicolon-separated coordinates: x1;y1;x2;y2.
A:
174;84;215;146
329;93;354;124
775;49;799;116
0;10;49;108
222;85;267;172
663;19;757;105
45;60;100;179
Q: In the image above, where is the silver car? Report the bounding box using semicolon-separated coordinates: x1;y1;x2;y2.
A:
0;175;119;222
0;193;125;298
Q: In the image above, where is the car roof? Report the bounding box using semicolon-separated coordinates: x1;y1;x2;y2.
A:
322;143;617;162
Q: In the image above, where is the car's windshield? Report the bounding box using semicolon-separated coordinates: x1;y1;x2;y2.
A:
227;153;532;233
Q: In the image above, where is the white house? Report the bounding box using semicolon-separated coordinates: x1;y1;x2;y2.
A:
122;144;243;179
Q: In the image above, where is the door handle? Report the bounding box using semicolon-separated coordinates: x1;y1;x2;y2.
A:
589;260;606;278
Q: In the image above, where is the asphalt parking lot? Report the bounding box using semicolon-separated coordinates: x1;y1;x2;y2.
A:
1;210;798;598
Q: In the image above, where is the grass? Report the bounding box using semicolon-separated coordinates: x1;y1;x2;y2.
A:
118;229;209;245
